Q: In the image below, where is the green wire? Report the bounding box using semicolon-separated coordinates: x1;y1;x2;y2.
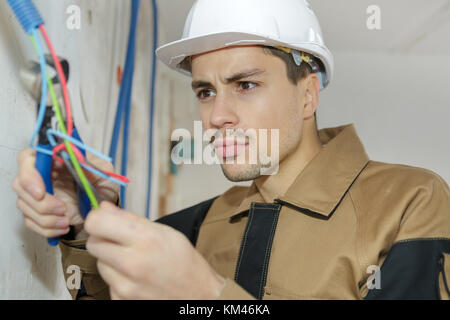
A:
30;34;99;209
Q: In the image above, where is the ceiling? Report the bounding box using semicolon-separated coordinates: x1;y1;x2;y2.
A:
156;0;450;55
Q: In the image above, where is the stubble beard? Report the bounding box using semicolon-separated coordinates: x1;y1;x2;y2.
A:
220;162;263;182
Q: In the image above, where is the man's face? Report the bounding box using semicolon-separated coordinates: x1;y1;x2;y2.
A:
191;46;309;181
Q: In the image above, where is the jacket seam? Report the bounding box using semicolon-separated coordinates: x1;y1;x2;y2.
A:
439;253;450;299
393;237;450;244
258;204;281;299
234;203;255;282
266;283;358;300
348;188;368;298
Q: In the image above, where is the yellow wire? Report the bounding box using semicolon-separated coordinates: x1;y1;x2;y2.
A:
30;34;99;209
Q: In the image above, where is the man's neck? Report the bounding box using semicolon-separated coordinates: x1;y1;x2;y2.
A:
254;121;323;203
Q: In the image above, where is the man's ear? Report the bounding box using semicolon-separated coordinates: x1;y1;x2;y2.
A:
303;73;320;119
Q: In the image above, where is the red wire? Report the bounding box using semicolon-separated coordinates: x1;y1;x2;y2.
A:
39;25;129;185
99;169;130;183
39;25;73;136
52;146;129;183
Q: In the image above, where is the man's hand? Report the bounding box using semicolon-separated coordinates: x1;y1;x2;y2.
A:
84;201;226;300
12;148;119;240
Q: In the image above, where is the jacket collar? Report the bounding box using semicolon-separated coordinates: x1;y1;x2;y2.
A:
274;124;369;219
205;124;369;223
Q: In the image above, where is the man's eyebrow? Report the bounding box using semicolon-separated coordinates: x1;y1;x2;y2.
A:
191;80;212;91
224;68;265;83
191;68;265;90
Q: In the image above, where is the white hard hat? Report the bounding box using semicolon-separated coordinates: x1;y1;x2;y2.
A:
156;0;334;89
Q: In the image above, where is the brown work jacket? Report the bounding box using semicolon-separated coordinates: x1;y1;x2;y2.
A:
59;124;450;300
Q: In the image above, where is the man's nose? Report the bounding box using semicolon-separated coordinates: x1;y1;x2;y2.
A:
209;92;239;129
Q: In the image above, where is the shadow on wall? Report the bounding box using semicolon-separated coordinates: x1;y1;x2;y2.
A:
18;227;63;297
0;2;68;299
0;1;25;71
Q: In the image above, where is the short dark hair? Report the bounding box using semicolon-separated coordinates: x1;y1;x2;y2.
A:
178;46;312;82
261;46;318;129
261;46;312;84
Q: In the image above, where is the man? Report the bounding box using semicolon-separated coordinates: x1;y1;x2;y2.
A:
12;0;450;300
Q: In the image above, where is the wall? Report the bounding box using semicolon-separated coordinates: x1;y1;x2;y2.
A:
0;0;162;299
318;51;450;183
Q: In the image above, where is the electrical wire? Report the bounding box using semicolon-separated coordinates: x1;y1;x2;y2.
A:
9;0;129;217
108;0;140;208
47;129;112;162
120;0;140;208
31;27;99;209
146;0;158;219
28;29;48;149
39;25;132;207
39;25;73;135
48;134;128;187
109;0;139;164
59;150;104;204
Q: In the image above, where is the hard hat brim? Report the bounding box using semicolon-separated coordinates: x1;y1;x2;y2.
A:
156;31;334;88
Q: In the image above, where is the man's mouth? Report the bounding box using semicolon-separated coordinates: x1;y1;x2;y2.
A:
213;138;248;159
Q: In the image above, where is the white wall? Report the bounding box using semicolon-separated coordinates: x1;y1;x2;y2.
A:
0;0;161;299
318;51;450;183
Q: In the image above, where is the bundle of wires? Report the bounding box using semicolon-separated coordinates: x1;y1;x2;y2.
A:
110;0;158;216
8;0;129;211
109;0;140;209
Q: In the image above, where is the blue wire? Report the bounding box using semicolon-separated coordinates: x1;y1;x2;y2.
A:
29;28;48;148
32;145;52;156
46;132;128;187
81;163;128;187
107;0;139;208
120;0;140;208
145;0;158;219
20;15;129;193
46;129;112;162
109;0;140;165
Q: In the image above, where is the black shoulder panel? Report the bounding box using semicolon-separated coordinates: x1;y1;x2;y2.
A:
365;238;450;300
155;196;218;246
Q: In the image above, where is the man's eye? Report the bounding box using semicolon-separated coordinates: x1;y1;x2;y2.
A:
238;81;258;91
197;89;216;100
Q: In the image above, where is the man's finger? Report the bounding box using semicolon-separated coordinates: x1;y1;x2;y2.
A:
96;259;137;300
17;150;45;201
13;178;67;217
23;216;70;238
17;148;35;166
84;202;146;246
86;236;135;277
17;197;69;229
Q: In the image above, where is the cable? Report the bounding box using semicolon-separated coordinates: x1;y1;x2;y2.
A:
109;0;140;165
32;27;99;209
47;130;128;186
109;0;140;208
39;25;74;135
47;130;112;162
9;0;129;214
146;0;158;219
7;0;43;34
28;29;48;148
120;0;140;208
